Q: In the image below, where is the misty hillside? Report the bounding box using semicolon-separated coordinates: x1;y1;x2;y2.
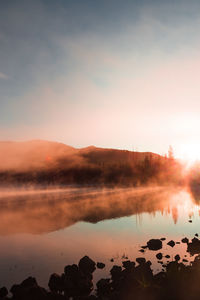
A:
0;140;76;171
0;140;182;186
0;140;159;171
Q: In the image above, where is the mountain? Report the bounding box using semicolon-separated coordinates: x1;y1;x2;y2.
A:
0;140;160;171
0;140;181;186
0;140;76;171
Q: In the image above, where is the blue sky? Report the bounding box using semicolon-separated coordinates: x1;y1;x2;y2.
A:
1;0;200;159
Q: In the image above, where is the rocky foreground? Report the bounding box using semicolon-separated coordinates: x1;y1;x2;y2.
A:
1;236;200;300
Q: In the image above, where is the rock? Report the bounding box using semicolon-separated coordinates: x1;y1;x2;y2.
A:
48;273;63;293
176;242;180;244
141;245;148;249
110;265;122;280
160;238;166;241
175;255;180;261
64;264;79;278
79;256;96;274
195;233;199;237
20;277;37;288
96;279;111;296
25;286;48;300
165;255;170;258
147;239;162;251
110;258;114;262
182;259;188;262
156;253;163;260
187;237;200;255
10;280;47;300
97;262;105;269
136;257;146;265
10;284;21;297
167;240;175;247
122;260;135;270
189;220;192;223
181;237;189;244
0;287;8;298
139;249;145;253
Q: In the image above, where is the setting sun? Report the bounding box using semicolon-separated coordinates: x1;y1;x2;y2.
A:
175;143;200;163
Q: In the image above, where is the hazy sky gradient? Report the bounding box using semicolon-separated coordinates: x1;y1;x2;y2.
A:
1;0;200;158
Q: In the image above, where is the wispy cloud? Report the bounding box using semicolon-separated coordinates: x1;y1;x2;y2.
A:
0;72;8;80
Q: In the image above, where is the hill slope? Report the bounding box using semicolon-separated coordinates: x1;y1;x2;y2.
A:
0;140;182;186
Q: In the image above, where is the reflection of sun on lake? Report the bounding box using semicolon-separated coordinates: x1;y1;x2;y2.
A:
0;186;199;288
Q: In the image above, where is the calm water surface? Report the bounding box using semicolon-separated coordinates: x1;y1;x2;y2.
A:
0;186;199;288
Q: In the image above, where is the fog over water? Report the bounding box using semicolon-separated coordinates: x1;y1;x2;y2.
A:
0;186;199;289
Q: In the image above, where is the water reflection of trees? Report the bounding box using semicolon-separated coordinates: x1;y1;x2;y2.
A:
0;187;197;235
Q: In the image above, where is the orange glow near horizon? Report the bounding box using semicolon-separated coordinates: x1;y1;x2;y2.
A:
175;143;200;164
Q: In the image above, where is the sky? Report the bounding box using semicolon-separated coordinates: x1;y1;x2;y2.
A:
1;0;200;159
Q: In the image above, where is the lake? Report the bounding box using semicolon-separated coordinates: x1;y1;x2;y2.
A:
0;186;199;289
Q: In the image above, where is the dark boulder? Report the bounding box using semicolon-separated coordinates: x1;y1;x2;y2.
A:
122;260;135;270
48;273;63;293
156;253;163;260
25;286;48;300
174;255;180;261
96;279;111;297
167;240;175;247
64;264;79;278
147;239;162;250
79;256;96;274
136;257;146;265
141;245;148;249
187;237;200;255
20;277;37;289
97;262;105;269
110;265;122;281
181;237;189;244
0;287;8;298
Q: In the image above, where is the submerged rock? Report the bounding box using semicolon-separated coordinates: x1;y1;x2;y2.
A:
167;240;175;247
97;262;105;269
136;257;146;265
156;253;163;260
139;249;145;253
187;237;200;255
147;239;162;250
181;237;189;244
141;245;148;249
174;254;180;261
122;260;135;270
